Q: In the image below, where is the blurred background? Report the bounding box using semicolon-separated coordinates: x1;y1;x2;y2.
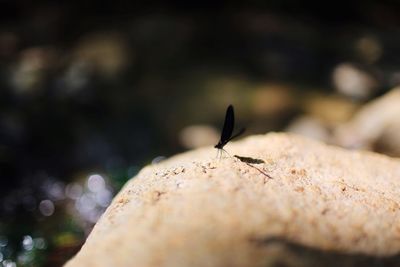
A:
1;1;400;266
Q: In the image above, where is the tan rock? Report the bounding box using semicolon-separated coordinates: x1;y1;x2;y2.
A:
65;133;400;267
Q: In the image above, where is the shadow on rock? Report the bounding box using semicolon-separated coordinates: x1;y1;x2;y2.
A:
249;236;400;267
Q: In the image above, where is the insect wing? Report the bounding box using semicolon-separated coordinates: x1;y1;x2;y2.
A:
220;105;234;144
228;127;245;142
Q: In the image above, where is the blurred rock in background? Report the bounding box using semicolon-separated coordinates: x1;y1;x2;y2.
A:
179;125;219;149
332;63;380;100
333;87;400;156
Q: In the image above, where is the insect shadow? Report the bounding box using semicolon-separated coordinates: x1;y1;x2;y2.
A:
214;105;245;158
234;155;272;179
234;155;265;164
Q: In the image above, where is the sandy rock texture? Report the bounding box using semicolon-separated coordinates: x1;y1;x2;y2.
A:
65;133;400;267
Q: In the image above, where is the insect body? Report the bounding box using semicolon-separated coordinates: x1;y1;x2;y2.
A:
215;105;245;155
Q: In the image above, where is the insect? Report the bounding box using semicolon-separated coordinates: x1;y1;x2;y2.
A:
215;105;245;157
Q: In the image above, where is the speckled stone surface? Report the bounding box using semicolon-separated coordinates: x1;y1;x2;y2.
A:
65;133;400;267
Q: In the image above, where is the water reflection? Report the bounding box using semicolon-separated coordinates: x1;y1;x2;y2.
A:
68;174;114;225
0;171;116;266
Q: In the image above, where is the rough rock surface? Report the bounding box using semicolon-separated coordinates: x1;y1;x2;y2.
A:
65;133;400;267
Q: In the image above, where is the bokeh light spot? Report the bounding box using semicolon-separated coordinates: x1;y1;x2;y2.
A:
95;189;112;207
39;200;55;216
2;260;16;267
0;236;8;247
65;183;83;200
33;238;46;250
22;236;33;251
87;174;105;192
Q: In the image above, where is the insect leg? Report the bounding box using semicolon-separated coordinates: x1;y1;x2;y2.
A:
221;148;232;158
